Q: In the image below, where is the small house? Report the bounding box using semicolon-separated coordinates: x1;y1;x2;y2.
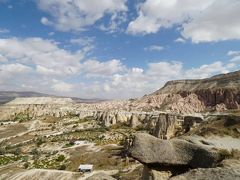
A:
74;140;88;145
78;164;93;173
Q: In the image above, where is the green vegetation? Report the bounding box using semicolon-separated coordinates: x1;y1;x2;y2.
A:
0;155;24;166
56;155;65;162
32;155;68;170
14;113;30;122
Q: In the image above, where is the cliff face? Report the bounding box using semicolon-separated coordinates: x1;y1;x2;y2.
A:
133;70;240;113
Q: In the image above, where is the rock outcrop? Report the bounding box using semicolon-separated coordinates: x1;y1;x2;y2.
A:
153;114;181;139
129;133;221;168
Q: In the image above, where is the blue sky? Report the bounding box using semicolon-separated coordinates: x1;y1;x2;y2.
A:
0;0;240;99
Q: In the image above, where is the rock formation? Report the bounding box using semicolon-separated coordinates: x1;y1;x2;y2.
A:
129;133;221;168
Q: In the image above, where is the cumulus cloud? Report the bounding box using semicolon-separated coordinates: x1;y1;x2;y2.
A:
128;0;240;43
127;0;213;35
184;61;231;79
51;79;73;92
82;59;126;77
0;63;32;85
37;0;127;32
0;37;128;97
0;37;83;76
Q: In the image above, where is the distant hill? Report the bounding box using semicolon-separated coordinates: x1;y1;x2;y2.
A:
0;91;105;104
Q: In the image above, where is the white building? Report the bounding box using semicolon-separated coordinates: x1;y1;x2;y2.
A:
74;140;88;145
78;164;93;173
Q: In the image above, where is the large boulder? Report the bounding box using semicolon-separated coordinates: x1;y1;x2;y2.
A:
129;133;221;168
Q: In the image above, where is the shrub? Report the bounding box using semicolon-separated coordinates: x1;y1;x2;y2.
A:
58;164;66;170
56;155;65;162
23;162;29;169
30;148;39;156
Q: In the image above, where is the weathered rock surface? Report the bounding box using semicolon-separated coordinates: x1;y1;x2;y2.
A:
170;159;240;180
129;133;221;168
4;169;82;180
153;114;181;139
86;173;116;180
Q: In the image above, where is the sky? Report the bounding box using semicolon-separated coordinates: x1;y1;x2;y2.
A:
0;0;240;99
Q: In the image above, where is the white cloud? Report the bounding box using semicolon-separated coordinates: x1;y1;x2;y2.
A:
175;38;186;43
0;28;9;33
128;0;240;43
127;0;213;35
147;61;182;77
0;37;128;97
82;59;126;77
0;37;83;76
40;17;52;26
37;0;127;32
184;61;230;79
51;79;73;92
48;32;55;36
228;51;240;57
144;45;164;52
0;54;7;62
182;0;240;43
0;63;32;85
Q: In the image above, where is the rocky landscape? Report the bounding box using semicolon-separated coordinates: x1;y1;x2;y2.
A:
0;71;240;179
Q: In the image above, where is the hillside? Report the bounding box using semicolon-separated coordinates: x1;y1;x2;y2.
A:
131;70;240;113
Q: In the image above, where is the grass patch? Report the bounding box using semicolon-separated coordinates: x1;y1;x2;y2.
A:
32;154;68;170
0;155;25;166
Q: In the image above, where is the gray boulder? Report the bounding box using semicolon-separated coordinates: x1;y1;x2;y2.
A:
129;133;221;168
